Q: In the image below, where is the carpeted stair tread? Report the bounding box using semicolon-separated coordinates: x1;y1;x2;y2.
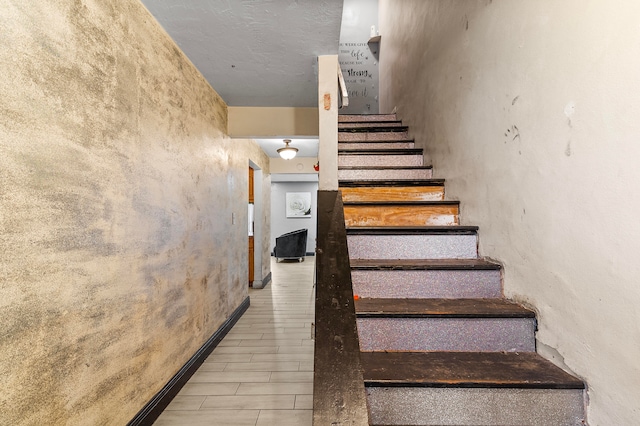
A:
361;351;585;389
354;298;534;318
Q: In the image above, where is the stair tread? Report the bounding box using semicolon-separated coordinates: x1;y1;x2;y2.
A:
361;351;585;389
344;200;459;206
339;114;396;120
339;179;444;187
350;258;501;270
339;120;403;126
339;165;432;170
339;126;409;133
338;148;423;154
346;226;478;235
355;298;534;317
339;139;415;143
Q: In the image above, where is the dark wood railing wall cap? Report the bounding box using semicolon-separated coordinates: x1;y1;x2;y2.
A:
313;191;369;426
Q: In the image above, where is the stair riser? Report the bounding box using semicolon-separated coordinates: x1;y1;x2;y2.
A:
344;206;459;227
347;234;477;260
339;131;409;142
338;168;433;181
339;122;405;129
338;154;423;167
357;318;535;352
338;142;414;149
366;387;585;426
339;114;396;122
351;270;502;299
340;187;444;202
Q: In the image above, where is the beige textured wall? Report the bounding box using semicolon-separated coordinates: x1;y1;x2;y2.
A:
0;0;269;424
270;157;319;174
379;1;640;424
228;107;320;138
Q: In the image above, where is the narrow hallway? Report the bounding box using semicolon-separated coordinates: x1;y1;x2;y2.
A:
154;257;315;426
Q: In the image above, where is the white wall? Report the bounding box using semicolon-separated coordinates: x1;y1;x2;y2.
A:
270;181;318;255
379;1;640;425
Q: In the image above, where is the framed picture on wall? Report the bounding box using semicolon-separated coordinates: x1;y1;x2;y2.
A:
286;192;312;217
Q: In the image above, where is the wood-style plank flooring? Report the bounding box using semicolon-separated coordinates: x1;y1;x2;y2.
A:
154;257;315;426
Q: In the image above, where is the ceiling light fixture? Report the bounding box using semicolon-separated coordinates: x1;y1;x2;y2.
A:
277;139;298;160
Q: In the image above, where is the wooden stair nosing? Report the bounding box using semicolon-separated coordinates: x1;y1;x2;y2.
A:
343;200;459;207
349;258;501;270
339;126;409;133
354;298;535;318
338;165;432;170
361;351;585;389
339;179;444;187
346;226;479;236
338;148;423;155
338;120;403;126
338;138;416;144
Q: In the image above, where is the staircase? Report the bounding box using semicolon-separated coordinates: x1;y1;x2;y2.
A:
337;114;586;426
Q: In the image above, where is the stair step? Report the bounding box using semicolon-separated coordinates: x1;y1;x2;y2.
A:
340;180;445;202
363;351;585;425
339;131;409;142
338;166;433;181
346;226;478;260
339;121;405;129
355;297;532;317
339;141;415;149
350;259;502;299
350;258;501;270
338;113;397;122
355;298;535;352
338;148;423;154
338;153;423;168
343;201;459;227
339;125;409;133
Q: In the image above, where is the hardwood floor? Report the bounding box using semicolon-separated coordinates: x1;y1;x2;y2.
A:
154;257;315;426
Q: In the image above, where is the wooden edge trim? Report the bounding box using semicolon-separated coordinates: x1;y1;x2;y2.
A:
314;191;369;426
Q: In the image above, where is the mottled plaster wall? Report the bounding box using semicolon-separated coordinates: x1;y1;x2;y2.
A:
0;0;268;424
379;1;640;424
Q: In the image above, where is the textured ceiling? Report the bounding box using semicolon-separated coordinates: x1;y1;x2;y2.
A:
140;0;344;107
